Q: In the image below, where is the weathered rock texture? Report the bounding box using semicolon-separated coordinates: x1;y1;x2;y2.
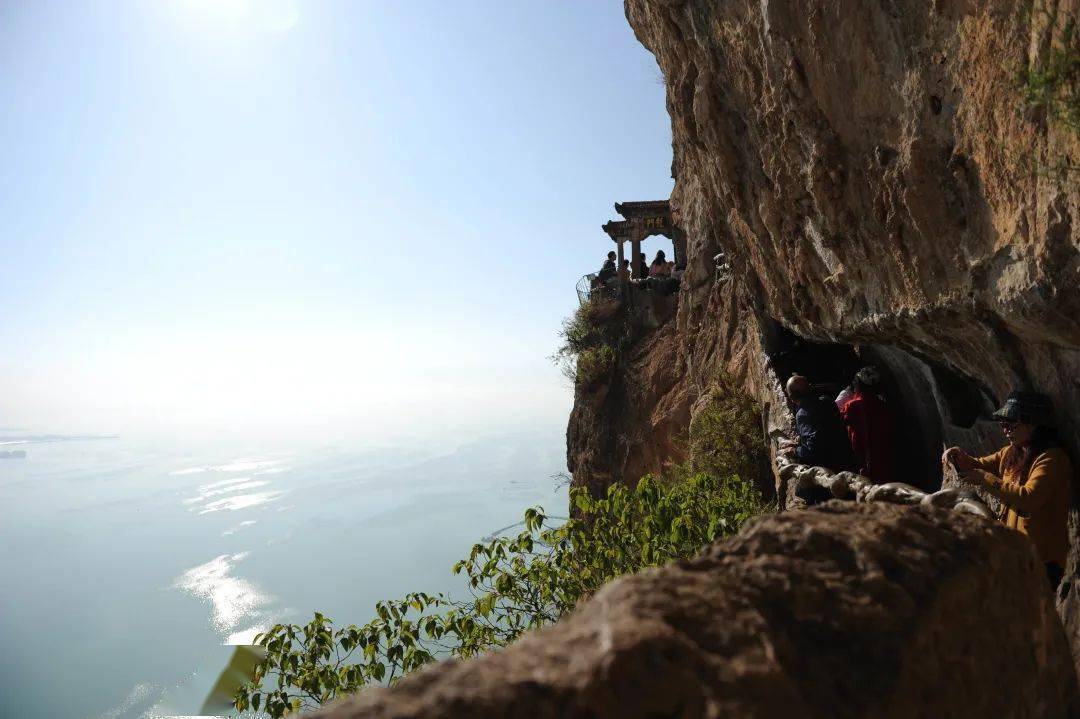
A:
312;503;1078;718
567;275;781;498
572;0;1080;493
568;0;1080;657
566;308;694;498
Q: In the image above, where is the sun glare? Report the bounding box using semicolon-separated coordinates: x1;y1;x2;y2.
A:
172;0;300;35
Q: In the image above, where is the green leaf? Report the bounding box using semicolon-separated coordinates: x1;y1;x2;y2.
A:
237;392;766;714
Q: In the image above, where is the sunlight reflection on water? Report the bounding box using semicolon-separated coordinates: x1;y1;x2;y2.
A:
183;479;268;504
179;461;289;515
6;435;566;718
198;490;285;514
170;458;287;476
221;519;257;537
172;552;271;635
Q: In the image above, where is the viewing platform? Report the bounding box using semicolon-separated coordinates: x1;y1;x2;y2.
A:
574;199;688;330
577;199;686;307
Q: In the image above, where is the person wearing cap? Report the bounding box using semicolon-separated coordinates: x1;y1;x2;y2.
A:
944;391;1072;589
840;366;896;484
785;374;855;475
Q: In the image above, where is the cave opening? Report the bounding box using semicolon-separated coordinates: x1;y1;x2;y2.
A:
765;324;862;399
930;362;997;429
761;321;996;492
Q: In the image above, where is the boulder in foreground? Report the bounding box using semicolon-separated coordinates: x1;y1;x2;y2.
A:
313;503;1078;719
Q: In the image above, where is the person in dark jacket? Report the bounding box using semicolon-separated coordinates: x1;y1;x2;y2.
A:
840;366;896;484
597;251;617;283
786;374;855;472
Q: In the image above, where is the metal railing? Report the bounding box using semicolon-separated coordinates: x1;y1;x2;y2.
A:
576;273;625;305
576;273;597;304
577;272;685;306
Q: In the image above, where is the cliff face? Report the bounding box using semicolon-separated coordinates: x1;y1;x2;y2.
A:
314;504;1079;718
570;0;1075;528
636;0;1076;386
566;0;1080;654
566;297;690;497
615;0;1080;472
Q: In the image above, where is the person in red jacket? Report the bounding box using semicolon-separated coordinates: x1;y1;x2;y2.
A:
840;366;896;483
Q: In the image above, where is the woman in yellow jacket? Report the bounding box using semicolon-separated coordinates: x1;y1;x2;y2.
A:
944;391;1072;590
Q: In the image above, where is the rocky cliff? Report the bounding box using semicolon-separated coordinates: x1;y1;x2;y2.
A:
567;0;1080;651
312;504;1079;718
572;0;1080;494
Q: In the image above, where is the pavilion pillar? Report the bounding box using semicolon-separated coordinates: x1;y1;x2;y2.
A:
673;228;687;270
616;240;624;267
631;236;642;278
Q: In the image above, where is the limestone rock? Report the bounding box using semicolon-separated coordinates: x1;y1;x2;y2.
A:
568;0;1080;661
311;503;1077;719
593;0;1080;498
566;314;690;498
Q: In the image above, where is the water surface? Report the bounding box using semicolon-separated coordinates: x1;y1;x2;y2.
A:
0;431;567;718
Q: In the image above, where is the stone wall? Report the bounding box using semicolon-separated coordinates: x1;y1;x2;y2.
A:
312;503;1078;718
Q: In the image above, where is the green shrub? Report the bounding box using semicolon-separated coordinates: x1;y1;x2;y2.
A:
1022;12;1079;133
575;345;616;386
1019;5;1080;174
552;296;628;385
563;296;621;352
681;379;770;490
234;473;765;717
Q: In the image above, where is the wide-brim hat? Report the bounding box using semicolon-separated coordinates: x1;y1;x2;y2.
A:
992;391;1054;426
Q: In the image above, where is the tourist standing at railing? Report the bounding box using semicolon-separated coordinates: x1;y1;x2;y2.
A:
636;252;649;279
597;250;617;283
944;391;1071;590
785;374;855;474
649;250;672;277
840;366;896;484
617;259;631;283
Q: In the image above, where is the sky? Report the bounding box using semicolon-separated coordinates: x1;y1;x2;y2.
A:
0;0;674;445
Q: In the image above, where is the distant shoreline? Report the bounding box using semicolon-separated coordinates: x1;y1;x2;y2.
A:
0;434;120;446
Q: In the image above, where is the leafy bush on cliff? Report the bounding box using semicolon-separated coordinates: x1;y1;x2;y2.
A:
552;296;629;385
681;379;770;490
575;345;617;386
1019;5;1080;174
234;473;765;716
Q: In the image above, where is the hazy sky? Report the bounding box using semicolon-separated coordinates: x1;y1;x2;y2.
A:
0;0;673;444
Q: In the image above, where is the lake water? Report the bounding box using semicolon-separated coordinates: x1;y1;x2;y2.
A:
0;430;568;718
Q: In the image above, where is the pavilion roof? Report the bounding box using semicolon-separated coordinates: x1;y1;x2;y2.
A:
614;200;671;219
601;220;634;240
